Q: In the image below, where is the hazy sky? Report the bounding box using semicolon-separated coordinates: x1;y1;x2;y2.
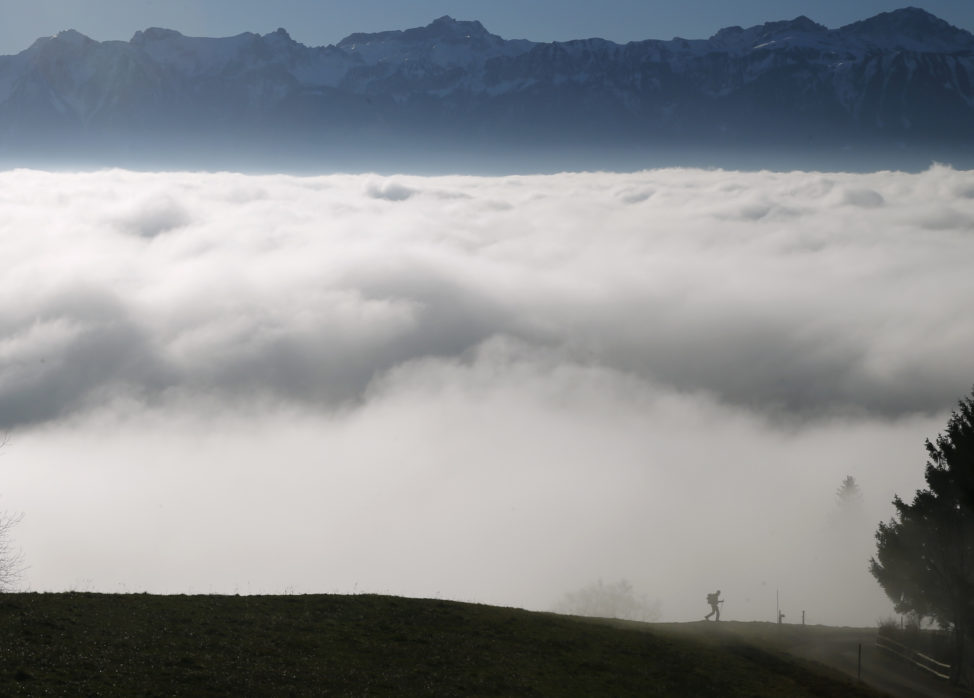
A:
3;166;973;624
1;1;973;54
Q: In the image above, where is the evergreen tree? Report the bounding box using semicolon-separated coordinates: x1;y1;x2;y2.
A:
836;475;863;508
832;474;865;529
870;387;974;684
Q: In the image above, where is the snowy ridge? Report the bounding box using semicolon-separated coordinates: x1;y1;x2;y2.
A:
0;9;971;169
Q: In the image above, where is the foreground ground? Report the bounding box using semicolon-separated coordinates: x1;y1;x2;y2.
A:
0;592;909;696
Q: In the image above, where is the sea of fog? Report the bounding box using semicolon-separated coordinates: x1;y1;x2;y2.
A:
2;165;973;625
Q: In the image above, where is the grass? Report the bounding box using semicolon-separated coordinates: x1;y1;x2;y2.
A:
0;592;891;696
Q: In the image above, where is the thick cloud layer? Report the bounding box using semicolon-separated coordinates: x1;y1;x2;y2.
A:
2;166;973;623
3;166;972;427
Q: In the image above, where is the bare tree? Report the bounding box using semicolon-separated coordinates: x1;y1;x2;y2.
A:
0;435;23;591
0;512;23;591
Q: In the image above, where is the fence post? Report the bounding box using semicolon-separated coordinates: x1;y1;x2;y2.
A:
858;643;862;681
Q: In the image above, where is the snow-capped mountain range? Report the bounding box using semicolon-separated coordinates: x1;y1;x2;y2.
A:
1;8;972;171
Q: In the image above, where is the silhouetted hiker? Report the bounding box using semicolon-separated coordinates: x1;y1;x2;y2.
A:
704;590;723;621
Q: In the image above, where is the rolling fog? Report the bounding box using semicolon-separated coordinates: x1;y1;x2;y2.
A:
2;165;973;625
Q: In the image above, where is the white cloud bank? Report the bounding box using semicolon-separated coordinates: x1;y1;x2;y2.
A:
1;165;973;624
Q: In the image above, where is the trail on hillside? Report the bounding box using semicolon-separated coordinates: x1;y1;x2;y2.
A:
787;628;966;698
648;622;967;698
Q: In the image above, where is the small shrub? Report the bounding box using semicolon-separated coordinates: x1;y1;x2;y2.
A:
554;579;661;622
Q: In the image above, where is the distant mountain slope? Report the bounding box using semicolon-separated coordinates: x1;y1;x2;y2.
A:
0;8;972;171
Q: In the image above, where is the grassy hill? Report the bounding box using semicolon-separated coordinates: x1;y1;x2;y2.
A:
0;592;890;696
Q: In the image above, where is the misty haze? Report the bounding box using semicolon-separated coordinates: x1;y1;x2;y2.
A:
4;165;971;626
1;3;974;695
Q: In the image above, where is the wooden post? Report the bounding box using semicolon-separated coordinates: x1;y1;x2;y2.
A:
858;643;862;681
802;610;805;625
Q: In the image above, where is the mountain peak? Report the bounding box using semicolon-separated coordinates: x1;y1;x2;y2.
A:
52;29;94;46
876;6;942;24
131;27;185;45
708;15;827;51
338;15;496;49
262;27;295;46
845;6;945;32
784;15;826;32
757;15;828;38
425;15;490;38
839;6;974;51
25;28;96;55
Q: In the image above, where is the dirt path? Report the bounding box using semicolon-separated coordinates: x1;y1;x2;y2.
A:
787;628;964;698
646;621;970;698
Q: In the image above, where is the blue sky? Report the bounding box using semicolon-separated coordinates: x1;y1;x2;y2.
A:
2;1;973;55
